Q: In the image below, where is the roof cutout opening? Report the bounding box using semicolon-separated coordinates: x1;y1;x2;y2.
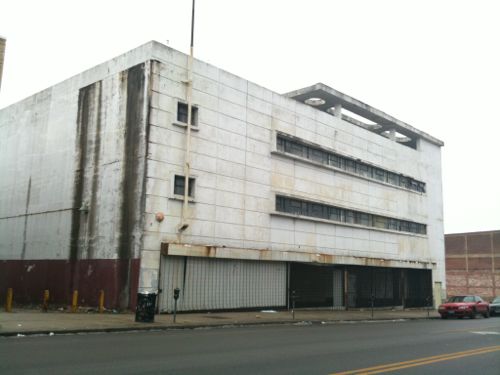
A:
340;108;377;126
338;108;382;131
304;97;325;106
381;130;412;143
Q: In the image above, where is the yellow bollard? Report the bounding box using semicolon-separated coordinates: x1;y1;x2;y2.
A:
98;290;105;313
71;290;78;313
42;289;50;312
5;288;13;312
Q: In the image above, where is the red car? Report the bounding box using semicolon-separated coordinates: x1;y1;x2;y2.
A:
438;295;490;319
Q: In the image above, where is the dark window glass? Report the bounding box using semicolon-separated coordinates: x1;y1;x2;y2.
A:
400;176;412;189
357;212;370;226
276;196;285;211
345;210;355;224
387;218;399;231
409;222;418;233
358;163;371;178
387;172;399;186
374;168;386;182
311;149;327;164
289;199;302;214
277;137;285;152
417;182;426;193
419;224;427;234
288;141;307;158
400;221;410;232
329;154;342;168
345;159;357;173
373;216;387;229
174;175;195;197
177;102;198;125
329;207;341;221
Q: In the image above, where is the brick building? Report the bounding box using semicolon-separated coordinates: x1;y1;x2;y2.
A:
445;230;500;300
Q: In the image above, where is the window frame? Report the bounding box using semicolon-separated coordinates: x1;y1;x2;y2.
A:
173;100;200;130
172;174;196;200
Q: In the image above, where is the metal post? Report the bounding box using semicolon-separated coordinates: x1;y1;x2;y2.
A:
371;294;375;319
291;290;296;320
173;287;180;323
344;269;348;311
71;290;78;313
173;299;178;323
427;295;431;318
5;288;13;312
98;290;105;313
42;290;50;312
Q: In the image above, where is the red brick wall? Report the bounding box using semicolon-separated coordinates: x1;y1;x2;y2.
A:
445;230;500;301
0;259;140;310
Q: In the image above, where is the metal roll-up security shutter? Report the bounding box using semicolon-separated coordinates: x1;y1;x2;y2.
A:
159;256;287;312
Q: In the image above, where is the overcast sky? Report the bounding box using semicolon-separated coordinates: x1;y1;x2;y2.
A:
1;0;499;234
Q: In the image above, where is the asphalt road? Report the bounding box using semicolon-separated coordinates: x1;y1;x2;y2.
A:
1;318;499;374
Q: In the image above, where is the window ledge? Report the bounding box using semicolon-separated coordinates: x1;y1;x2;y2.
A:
170;195;196;203
173;121;200;131
271;150;426;195
270;211;428;238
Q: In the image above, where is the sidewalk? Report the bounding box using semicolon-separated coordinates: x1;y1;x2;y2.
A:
0;308;439;336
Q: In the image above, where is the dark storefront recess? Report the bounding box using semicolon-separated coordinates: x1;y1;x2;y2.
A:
289;263;432;309
404;268;433;307
290;263;335;308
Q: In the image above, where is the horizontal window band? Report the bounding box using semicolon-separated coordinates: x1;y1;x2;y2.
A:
275;195;427;235
276;133;425;193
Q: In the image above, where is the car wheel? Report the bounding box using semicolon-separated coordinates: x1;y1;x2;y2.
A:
440;314;447;319
458;316;464;319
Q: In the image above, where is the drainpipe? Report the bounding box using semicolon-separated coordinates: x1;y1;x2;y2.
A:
179;0;196;233
0;37;6;92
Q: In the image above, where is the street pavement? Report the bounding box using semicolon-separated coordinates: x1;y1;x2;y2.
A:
1;316;499;374
0;308;439;336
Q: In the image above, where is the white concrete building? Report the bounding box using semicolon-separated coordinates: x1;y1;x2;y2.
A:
0;41;445;311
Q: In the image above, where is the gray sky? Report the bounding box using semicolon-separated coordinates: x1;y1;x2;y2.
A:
1;0;499;234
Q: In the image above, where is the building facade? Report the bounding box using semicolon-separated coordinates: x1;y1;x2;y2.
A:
445;230;500;300
0;41;445;311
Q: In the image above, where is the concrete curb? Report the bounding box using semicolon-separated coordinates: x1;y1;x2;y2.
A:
0;316;439;337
